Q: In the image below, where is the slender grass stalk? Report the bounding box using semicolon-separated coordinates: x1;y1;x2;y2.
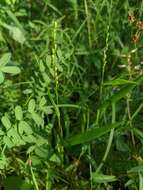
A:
99;0;112;100
51;21;62;135
52;21;59;106
84;0;92;48
71;0;78;20
126;52;135;146
87;109;93;189
96;103;116;173
100;23;110;98
30;164;40;190
98;0;113;125
126;95;135;146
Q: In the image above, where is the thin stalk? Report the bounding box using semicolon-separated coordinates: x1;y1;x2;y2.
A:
52;21;62;135
30;165;40;190
126;95;135;146
96;103;116;173
100;26;110;100
126;52;135;146
99;0;112;100
84;0;92;48
86;108;93;189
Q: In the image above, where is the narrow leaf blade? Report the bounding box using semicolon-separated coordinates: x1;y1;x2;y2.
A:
64;122;120;146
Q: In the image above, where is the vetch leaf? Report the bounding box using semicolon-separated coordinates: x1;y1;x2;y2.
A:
0;53;11;67
28;99;36;113
22;135;37;143
15;106;23;121
3;136;13;148
32;112;43;126
1;66;21;74
1;116;11;130
49;153;61;164
0;71;4;84
92;173;117;183
10;26;26;44
39;97;46;107
7;127;25;146
64;122;120;146
19;121;33;135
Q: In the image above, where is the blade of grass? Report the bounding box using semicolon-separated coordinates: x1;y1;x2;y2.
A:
63;121;120;147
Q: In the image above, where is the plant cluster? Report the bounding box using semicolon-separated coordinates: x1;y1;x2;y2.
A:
0;0;143;190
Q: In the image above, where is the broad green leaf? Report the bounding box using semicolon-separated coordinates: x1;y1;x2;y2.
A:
15;105;23;120
42;72;50;84
1;116;11;130
39;97;47;107
128;165;143;173
0;53;11;67
92;173;117;183
32;112;43;126
0;71;4;84
7;127;25;146
49;153;61;164
30;155;41;166
111;84;135;103
28;99;36;113
4;176;33;190
35;146;49;159
35;136;47;146
0;129;4;135
22;135;37;143
1;66;21;74
3;136;13;148
39;61;45;72
56;62;63;72
5;0;16;4
100;75;143;111
19;121;33;135
27;145;36;154
64;122;120;146
99;84;135;111
103;78;137;86
10;26;25;44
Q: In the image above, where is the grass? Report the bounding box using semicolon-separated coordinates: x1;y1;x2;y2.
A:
0;0;143;189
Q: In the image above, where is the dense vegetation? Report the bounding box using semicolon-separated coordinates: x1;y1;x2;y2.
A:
1;0;143;189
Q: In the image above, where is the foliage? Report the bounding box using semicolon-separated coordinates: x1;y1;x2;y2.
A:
0;0;143;189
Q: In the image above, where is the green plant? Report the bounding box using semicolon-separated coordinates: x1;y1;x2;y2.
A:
0;0;143;190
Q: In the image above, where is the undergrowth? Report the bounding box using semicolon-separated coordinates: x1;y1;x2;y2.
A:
0;0;143;189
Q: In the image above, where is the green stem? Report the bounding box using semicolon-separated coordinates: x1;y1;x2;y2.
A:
84;0;92;48
30;165;39;190
96;103;116;173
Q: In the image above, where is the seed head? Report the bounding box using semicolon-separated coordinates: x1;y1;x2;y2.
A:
136;21;143;30
132;33;140;43
128;14;135;23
